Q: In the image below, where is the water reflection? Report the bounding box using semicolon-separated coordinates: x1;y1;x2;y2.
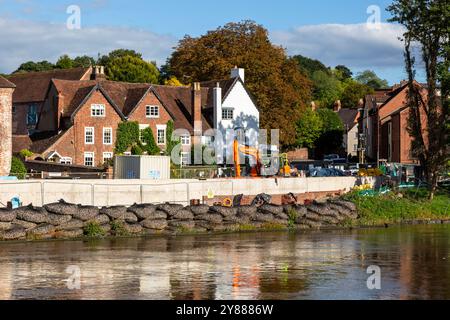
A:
0;225;449;300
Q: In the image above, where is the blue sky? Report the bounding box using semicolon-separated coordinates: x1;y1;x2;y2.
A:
0;0;414;84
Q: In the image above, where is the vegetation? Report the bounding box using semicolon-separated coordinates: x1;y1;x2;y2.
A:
115;121;160;155
164;120;179;157
105;55;159;84
110;220;129;237
83;221;106;237
10;156;27;179
355;70;389;89
295;108;323;148
164;20;312;148
287;208;298;230
18;149;33;159
388;0;449;199
343;189;450;226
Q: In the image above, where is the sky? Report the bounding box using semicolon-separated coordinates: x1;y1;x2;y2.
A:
0;0;418;84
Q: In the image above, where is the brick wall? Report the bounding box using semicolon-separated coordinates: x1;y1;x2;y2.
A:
286;148;309;161
0;88;14;176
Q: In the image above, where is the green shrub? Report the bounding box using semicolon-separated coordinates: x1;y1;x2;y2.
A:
287;208;298;229
19;149;33;159
115;121;140;154
10;156;27;179
83;221;106;237
110;220;129;236
141;127;160;155
131;144;143;155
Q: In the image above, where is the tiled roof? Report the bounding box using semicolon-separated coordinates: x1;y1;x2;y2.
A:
337;108;359;130
29;131;68;154
0;75;15;88
12;135;32;154
8;67;90;103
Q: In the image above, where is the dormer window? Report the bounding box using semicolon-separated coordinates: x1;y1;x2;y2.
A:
91;104;105;117
146;105;159;118
222;108;234;120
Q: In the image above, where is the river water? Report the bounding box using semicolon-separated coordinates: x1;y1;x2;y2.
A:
0;224;449;300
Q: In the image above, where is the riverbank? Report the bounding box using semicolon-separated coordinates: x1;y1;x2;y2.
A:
0;190;448;241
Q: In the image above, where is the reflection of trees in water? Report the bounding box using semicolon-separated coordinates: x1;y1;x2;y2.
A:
356;226;450;299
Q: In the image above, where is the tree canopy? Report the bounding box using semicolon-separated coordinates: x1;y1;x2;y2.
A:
164;20;312;147
105;55;159;84
355;70;389;89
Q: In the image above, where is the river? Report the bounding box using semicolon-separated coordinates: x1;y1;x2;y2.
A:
0;224;449;300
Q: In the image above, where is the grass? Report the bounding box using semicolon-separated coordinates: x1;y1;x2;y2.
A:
83;221;106;237
110;220;129;237
343;188;450;226
287;208;298;230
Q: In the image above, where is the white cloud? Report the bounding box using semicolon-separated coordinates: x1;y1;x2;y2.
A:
271;23;406;70
0;17;177;73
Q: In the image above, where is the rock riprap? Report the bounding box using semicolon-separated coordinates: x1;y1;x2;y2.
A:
0;199;360;241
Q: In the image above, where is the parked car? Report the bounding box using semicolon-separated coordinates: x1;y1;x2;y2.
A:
324;154;347;164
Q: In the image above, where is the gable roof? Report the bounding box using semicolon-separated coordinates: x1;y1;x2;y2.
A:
0;75;15;88
337;108;359;130
7;67;90;103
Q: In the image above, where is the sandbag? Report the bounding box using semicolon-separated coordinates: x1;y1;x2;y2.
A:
72;205;99;221
12;219;37;230
258;204;284;215
44;200;78;216
209;206;237;217
124;223;143;234
127;203;157;220
28;224;55;236
56;228;83;238
46;213;72;226
237;205;258;217
0;222;11;231
223;214;250;224
157;203;184;216
332;200;357;212
1;226;26;240
141;219;168;230
252;213;274;223
195;214;223;224
187;205;210;215
0;209;16;222
171;209;194;220
169;220;195;229
100;206;127;219
15;205;48;223
56;219;84;231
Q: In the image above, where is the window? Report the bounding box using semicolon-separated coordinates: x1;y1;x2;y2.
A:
353;144;358;152
27;104;38;125
181;152;190;166
91;104;105;117
103;127;112;145
146;105;159;118
84;152;94;167
103;152;113;163
60;157;72;165
222;108;234;120
181;135;191;146
157;125;166;145
85;127;94;144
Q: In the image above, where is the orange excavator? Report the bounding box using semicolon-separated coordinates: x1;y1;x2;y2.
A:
233;139;262;178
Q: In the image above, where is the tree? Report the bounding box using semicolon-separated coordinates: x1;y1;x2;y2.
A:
295;108;323;149
335;65;353;80
292;55;330;78
165;21;312;147
388;0;449;199
115;121;140;154
14;60;55;73
141;127;160;155
341;80;374;109
165;120;180;157
56;55;74;69
98;49;142;66
105;55;160;84
10;156;27;179
164;76;184;86
311;70;344;108
73;55;95;68
316;108;345;157
355;70;389;89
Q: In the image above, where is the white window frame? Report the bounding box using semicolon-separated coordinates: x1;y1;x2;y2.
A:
85;127;94;145
103;152;113;163
146;105;159;118
84;152;94;167
222;108;234;120
156;124;166;145
60;157;72;165
181;134;191;146
103;127;112;145
91;104;105;117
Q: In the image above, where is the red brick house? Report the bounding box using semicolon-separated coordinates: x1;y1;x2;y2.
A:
21;67;259;167
362;81;431;164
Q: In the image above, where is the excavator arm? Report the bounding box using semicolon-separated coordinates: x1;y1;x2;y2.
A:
233;140;261;178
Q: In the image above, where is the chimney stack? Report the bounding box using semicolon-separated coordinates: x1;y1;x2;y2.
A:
91;65;106;80
311;101;316;111
191;82;202;143
231;66;245;83
213;82;222;129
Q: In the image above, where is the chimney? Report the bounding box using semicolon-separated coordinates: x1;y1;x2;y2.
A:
231;66;245;83
311;101;316;111
191;82;202;141
333;100;342;112
91;65;106;80
213;82;222;129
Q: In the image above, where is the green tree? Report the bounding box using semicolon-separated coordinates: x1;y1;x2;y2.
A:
98;49;142;66
295;108;323;149
355;70;389;89
73;55;95;68
388;0;449;199
341;80;374;109
56;55;74;69
311;70;344;108
316;108;345;157
115;121;140;154
292;54;330;78
106;55;160;83
14;60;55;73
10;156;27;179
165;120;180;157
166;20;312;147
335;65;353;80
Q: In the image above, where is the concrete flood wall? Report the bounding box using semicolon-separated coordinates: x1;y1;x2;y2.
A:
0;177;375;207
